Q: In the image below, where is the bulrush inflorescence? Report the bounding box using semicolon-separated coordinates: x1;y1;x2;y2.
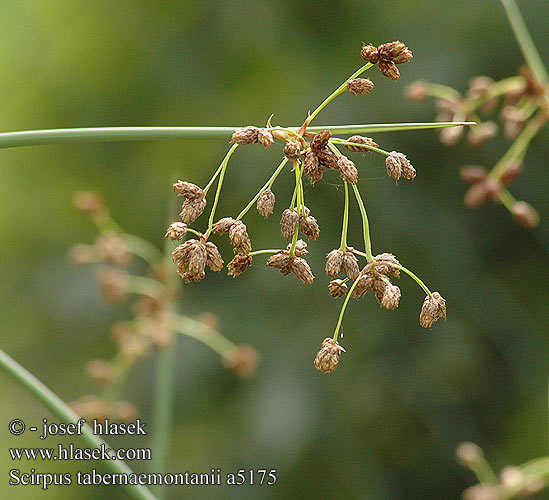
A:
165;42;458;373
69;192;258;420
405;15;547;228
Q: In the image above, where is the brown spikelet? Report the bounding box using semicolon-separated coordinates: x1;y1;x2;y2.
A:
173;181;204;200
342;251;360;281
180;197;207;224
352;273;374;298
229;221;252;255
314;338;345;373
303;150;324;184
316;147;339;169
231;126;260;144
286;239;308;257
406;81;429;101
98;268;128;303
464;182;490;208
212;217;236;235
347;78;375;95
385;152;415;181
460;166;488;184
280;209;298;240
257;189;275;218
512;201;539;228
500;161;523;186
360;44;379;64
310;129;332;151
95;234;132;267
291;257;315;285
344;136;379;154
379;60;400;80
227;254;253;277
165;222;188;241
299;214;320;240
420;291;447;328
284;141;301;160
257;128;274;148
468;122;498;147
328;280;348;298
266;251;292;274
73;191;107;217
224;344;259;378
325;249;344;277
380;284;401;310
337;155;358;184
378;41;409;62
205;242;224;272
369;253;401;278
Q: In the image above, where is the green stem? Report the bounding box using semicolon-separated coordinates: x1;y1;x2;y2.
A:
426;83;463;101
464;76;526;113
289;161;303;257
332;276;361;342
236;157;288;220
330;138;390;156
204;143;239;237
126;276;166;298
123;235;165;267
171;315;236;357
299;122;476;134
500;0;548;85
339;181;350;251
0;348;156;500
498;188;518;212
249;249;280;257
186;228;204;239
389;264;432;297
351;184;373;262
307;63;373;125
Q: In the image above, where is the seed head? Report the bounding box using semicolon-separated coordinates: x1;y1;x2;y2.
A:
266;251;292;274
257;189;275;218
205;241;224;272
420;291;447;328
337;155;358;184
500;161;523;185
229;221;252;255
180;197;207;224
291;257;315;285
314;338;345;373
303;150;324;184
344;135;378;155
466;76;494;99
212;217;236;234
501;106;527;140
316;147;339;169
224;344;259;378
173;180;204;200
360;44;379;64
299;214;320;240
86;359;117;385
438;124;464;145
227;253;253;277
280;209;298;239
380;283;401;310
456;442;484;469
284;141;301;160
342;251;360;281
257;128;274;148
378;41;412;64
464;182;490;208
95;234;132;267
98;268;128;303
310;129;332;151
468;122;498;148
385;152;415;181
328;280;348;298
231;126;260;144
287;239;308;257
372;253;401;278
325;249;344;277
379;60;400;80
187;242;207;276
73;191;107;217
406;80;429;101
460;166;488;184
165;222;188;241
173;239;208;282
347;78;375;95
352;273;374;298
512;201;539;228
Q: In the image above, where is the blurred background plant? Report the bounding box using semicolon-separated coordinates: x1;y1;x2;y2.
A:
406;0;547;228
0;1;547;499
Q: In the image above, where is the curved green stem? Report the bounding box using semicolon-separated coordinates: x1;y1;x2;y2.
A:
339;181;350;251
0;349;156;500
332;276;361;342
351;184;373;262
288;161;303;256
126;276;166;298
171;315;236;357
249;249;280;257
185;228;204;239
204;143;239;237
236;157;288;220
389;264;432;297
330;138;390;156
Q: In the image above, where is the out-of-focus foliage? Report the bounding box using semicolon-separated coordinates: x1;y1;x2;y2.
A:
1;1;547;499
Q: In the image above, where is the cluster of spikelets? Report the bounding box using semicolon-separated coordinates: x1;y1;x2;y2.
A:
406;65;546;228
166;41;448;374
68;192;258;421
456;441;548;500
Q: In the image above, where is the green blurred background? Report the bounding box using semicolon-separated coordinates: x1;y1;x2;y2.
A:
1;0;547;498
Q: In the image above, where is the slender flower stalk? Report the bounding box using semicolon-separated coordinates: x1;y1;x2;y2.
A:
351;184;373;262
339;181;350;251
289;161;304;256
332;276;361;342
330;138;390;156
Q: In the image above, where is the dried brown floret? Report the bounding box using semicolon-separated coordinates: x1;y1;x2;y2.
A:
173;181;204;200
205;242;224;272
212;217;236;235
501;106;527;140
380;283;401;310
460;166;488;184
98;268;128;303
385;152;415;181
314;338;345;373
73;191;107;217
257;128;274;148
310;129;332;151
464;182;490;208
371;253;401;278
231;126;260;144
316;147;339;169
172;239;208;282
257;189;275;218
500;161;523;185
352;273;375;298
286;239;308;257
303;150;324;184
468;122;498;147
378;41;412;63
512;201;539;228
406;81;429;101
165;222;188;241
284;141;301;160
337;155;359;184
379;60;400;80
347;78;375;95
95;233;132;267
291;257;315;285
325;249;344;277
299;214;320;240
228;221;252;255
360;44;379;64
224;344;260;378
280;209;298;240
266;251;292;275
68;244;96;266
342;251;360;281
419;291;447;328
344;135;379;154
227;254;253;277
466;76;494;99
180;197;207;224
328;280;348;298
